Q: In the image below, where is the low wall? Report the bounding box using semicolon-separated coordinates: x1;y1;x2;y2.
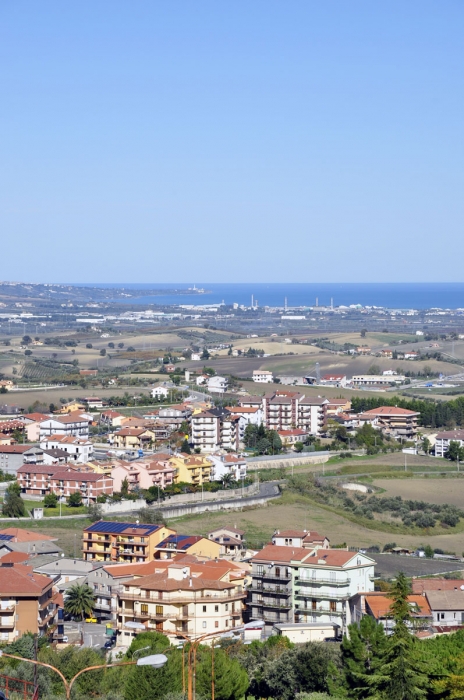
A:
247;454;330;470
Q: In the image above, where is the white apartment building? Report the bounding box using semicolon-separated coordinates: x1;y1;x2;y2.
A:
434;430;464;458
209;453;247;481
253;370;274;383
151;386;169;399
40;435;93;464
239;391;328;436
39;413;89;439
191;408;240;452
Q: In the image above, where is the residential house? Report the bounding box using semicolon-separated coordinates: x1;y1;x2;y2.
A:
207;376;229;394
364;593;431;632
0;419;26;436
169;453;213;485
278;429;308;447
18;464;113;502
0;405;23;419
0;433;14;446
116;559;247;644
113;428;156;449
271;530;330;549
0;380;14;391
151;386;169;399
359;406;420;439
82;521;176;563
154;534;222;560
208;527;246;556
326;399;352;416
249;544;375;634
253;370;274;383
404;352;419;360
58;401;86;414
425;590;464;627
40;435;94;463
39;412;90;439
356;347;371;355
22;446;69;466
0;562;61;642
0;527;62;558
209;453;247;482
434;430;464;458
110;457;175;492
100;410;125;428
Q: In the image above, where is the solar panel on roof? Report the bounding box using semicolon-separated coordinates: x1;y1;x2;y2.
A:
0;534;14;541
86;521;160;534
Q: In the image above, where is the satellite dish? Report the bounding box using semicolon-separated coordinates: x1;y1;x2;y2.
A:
183;567;189;578
135;520;139;524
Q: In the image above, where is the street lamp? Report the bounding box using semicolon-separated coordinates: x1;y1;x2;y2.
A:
0;651;167;700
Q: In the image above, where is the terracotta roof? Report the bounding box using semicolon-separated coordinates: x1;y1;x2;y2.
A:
274;530;307;537
0;563;54;595
361;406;419;417
226;407;260;413
0;528;56;542
51;471;111;482
252;544;309;563
0;445;30;453
209;526;245;535
24;413;51;422
126;571;234;592
412;578;464;594
0;551;29;563
366;594;431;619
117;428;148;437
278;429;307;436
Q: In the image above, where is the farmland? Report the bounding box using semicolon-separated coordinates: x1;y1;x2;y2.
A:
372;478;464;507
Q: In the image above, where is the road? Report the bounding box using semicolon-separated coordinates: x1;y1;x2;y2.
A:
64;621;109;649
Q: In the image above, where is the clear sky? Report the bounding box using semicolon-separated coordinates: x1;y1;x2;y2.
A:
1;1;463;284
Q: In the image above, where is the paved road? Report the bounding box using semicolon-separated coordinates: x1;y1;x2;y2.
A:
64;621;108;649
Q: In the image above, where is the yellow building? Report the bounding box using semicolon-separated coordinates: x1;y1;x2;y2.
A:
154;534;222;560
169;454;212;485
58;401;86;414
82;521;176;563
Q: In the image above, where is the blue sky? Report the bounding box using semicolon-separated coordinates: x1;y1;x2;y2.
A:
1;1;463;283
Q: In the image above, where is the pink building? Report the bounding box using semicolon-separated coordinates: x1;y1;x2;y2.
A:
111;455;175;492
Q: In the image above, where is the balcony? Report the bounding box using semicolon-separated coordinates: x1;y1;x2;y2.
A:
254;572;292;582
295;606;342;616
295;590;349;601
253;600;292;609
248;585;290;595
119;591;245;603
296;576;349;586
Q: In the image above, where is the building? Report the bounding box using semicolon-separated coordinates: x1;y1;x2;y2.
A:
110;457;175;491
272;621;340;643
113;428;156;449
434;430;464;458
151;386;169;399
18;464;113;502
207;376;229;394
169;453;213;485
191;408;240;452
117;558;246;644
425;590;464;627
101;410;125;428
0;444;31;474
0;562;61;641
58;401;86;414
271;530;330;549
253;370;274;383
40;435;94;463
278;429;308;447
154;534;222;560
249;544;375;634
365;593;431;632
359;406;420;439
240;391;328;436
82;521;176;563
320;375;348;388
209;453;247;482
351;375;405;386
39;412;90;439
22;446;69;466
208;527;246;556
326;399;352;416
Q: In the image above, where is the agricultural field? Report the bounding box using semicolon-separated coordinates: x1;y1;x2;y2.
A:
372;478;464;507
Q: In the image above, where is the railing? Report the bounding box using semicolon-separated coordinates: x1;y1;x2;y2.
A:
296;606;342;616
253;601;292;609
119;591;245;603
296;576;349;586
295;590;349;601
248;585;291;594
254;572;292;582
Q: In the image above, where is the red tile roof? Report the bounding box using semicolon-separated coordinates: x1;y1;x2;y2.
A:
0;563;54;595
0;528;56;542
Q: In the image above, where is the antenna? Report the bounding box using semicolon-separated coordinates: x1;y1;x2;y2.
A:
316;362;320;384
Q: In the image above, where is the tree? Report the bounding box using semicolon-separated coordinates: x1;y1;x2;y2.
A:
360;329;367;338
342;614;387;698
423;544;434;559
44;493;58;508
244;423;259;448
121;477;130;497
195;645;249;700
369;572;429;699
367;365;381;376
445;441;464;462
201;347;210;360
86;343;93;349
118;342;124;349
421;437;431;455
138;508;166;525
0;386;7;394
180;439;191;454
108;342;115;348
99;348;106;356
64;583;95;621
124;632;178;700
2;482;27;517
68;491;82;507
265;643;343;700
88;503;103;522
22;335;32;345
24;349;32;356
294;441;304;453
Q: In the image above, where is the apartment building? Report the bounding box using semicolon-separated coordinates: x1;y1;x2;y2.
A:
17;464;113;502
352;375;405;387
154;534;222;560
0;562;61;642
252;370;274;383
117;559;246;644
434;430;464;458
169;453;213;485
359;406;420;439
113;428;156;449
238;391;328;436
110;457;175;491
40;435;94;463
207;376;229;394
209;453;247;481
249;544;375;634
191;408;240;452
208;527;246;556
82;521;176;563
39;412;90;438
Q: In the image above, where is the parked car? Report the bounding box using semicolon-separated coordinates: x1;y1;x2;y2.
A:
85;616;98;623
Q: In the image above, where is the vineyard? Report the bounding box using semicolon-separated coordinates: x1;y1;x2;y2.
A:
19;360;73;381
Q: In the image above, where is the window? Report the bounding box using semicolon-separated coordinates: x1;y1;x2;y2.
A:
225;604;229;611
156;605;163;616
203;605;207;613
202;621;207;629
141;604;148;614
225;619;229;627
215;621;219;628
215;605;219;613
312;599;317;611
330;601;336;612
275;567;281;578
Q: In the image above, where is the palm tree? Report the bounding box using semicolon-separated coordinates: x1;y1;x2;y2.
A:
64;583;95;621
222;473;234;489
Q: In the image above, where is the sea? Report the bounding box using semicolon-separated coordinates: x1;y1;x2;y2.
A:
75;283;464;310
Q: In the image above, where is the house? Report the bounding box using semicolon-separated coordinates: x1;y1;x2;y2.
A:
100;410;125;428
0;419;26;436
169;453;213;485
404;352;419;360
0;380;14;391
110;458;176;492
225;406;264;442
0;444;31;474
209;453;247;481
271;529;330;549
196;374;208;386
113;428;156;449
82;521;176;563
320;375;348;388
22;446;69;466
39;412;90;439
154;534;222;560
272;621;340;643
40;435;94;463
79;369;98;376
0;433;14;446
81;397;106;409
191;408;240;452
238;391;328;435
207;527;246;555
164;364;175;373
412;578;464;595
356;347;371;355
326;399;352;416
278;429;308;446
116;558;246;644
207;376;229;394
359;406;420;439
249;544;375;634
379;350;393;358
434;430;464;458
58;401;86;414
425;590;464;626
151;386;169;399
365;593;431;632
191;353;202;361
0;404;24;419
253;370;274;383
0;562;61;641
